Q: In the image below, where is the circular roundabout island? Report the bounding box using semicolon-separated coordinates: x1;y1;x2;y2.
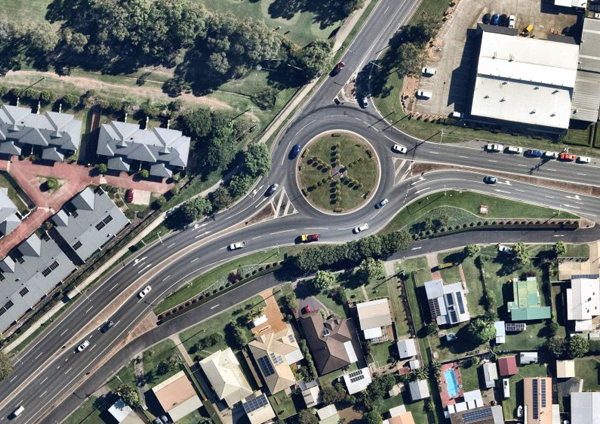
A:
297;131;380;213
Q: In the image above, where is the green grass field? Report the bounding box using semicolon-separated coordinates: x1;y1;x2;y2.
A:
143;339;181;387
0;0;53;26
62;396;103;424
381;190;577;234
575;357;600;391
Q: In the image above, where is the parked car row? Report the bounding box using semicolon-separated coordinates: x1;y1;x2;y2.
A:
485;144;591;163
483;13;516;28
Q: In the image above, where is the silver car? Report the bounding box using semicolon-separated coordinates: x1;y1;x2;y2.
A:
353;223;369;234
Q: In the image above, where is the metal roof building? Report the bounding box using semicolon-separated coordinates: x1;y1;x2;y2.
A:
567;274;600;332
397;338;417;359
572;18;600;122
507;277;551;321
342;367;372;395
356;298;393;340
424;279;470;326
408;380;430;401
571;392;600;423
471;30;579;130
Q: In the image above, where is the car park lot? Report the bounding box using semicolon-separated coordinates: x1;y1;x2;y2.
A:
414;0;578;118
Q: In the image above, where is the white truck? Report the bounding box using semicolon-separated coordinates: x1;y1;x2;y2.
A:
228;241;246;251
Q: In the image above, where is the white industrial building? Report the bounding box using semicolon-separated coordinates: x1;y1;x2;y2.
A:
572;18;600;123
470;30;579;131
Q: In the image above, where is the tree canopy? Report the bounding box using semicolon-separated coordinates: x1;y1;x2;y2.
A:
313;270;336;291
116;384;141;408
179;197;212;224
0;352;13;382
467;318;496;345
358;258;385;281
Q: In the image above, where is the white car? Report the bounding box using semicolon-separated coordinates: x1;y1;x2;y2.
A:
417;90;432;99
228;241;246;250
486;143;503;152
508;15;516;28
544;151;559;159
577;156;591;164
506;146;523;154
422;67;436;76
353;223;369;234
77;340;90;352
138;285;152;298
392;144;407;154
362;97;369;108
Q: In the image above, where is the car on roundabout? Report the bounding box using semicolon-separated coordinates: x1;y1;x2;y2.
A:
138;285;152;298
289;144;301;159
483;176;497;184
265;184;279;196
376;199;389;208
353;223;369;234
301;234;320;242
392;144;407;154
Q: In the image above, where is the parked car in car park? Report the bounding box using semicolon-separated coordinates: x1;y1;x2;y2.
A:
417;90;432;99
392;144;407;154
491;13;500;25
505;146;523;154
525;149;543;158
482;13;491;24
499;14;508;26
138;285;152;298
484;176;497;184
577;156;591;163
486;143;503;152
559;153;576;161
544;151;559;159
353;223;369;234
509;15;516;28
422;67;436;76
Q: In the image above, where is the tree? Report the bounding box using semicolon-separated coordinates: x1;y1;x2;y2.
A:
0;352;13;381
396;42;425;76
358;258;385;282
297;409;318;424
61;93;80;108
39;90;55;104
180;197;212;224
548;322;559;338
139;169;150;179
285;293;298;310
363;411;382;424
228;174;254;198
209;186;233;210
553;241;567;257
242;143;271;178
157;354;180;375
467;318;496;345
546;336;566;358
465;244;480;257
427;322;439;336
313;270;336;291
295;40;331;80
116;384;141;408
153;196;166;209
513;241;530;265
45;178;58;190
567;335;589;359
231;324;247;349
97;163;108;174
321;383;344;405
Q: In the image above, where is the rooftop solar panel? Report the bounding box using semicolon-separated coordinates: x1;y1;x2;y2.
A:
533;379;539;419
348;370;365;383
243;394;268;413
258;356;275;377
463;407;493;423
456;293;466;314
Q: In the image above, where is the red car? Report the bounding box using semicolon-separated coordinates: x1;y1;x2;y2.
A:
330;61;345;76
558;153;576;161
125;189;134;203
301;233;320;242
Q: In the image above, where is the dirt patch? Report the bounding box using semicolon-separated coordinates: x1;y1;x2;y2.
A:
341;78;357;102
337;406;364;424
247;203;275;225
412;162;600;198
401;75;419;114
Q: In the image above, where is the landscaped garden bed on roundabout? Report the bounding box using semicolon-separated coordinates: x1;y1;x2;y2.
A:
298;132;379;212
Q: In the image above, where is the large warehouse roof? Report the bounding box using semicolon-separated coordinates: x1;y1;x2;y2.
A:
572;18;600;123
471;31;579;129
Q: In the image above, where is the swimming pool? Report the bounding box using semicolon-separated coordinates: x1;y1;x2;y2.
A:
444;369;460;398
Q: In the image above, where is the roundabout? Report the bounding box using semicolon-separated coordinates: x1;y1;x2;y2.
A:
297;131;381;213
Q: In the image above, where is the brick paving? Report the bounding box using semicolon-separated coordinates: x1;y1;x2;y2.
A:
0;156;173;257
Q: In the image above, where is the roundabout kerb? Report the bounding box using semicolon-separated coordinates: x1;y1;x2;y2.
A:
295;129;382;215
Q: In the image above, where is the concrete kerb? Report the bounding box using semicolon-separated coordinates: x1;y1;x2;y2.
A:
295;129;382;216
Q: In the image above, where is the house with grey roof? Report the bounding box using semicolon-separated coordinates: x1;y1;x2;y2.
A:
424;279;470;326
0;189;20;238
0;105;82;161
408;380;430;401
97;121;190;178
52;187;129;262
0;232;76;333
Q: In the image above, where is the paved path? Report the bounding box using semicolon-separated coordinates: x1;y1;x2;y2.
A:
427;253;441;280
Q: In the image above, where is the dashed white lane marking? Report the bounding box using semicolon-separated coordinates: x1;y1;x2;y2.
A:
109;282;119;292
269;229;296;235
162;275;171;282
210;304;220;310
252;236;263;240
190;258;199;263
195;231;211;239
545;195;556;199
65;367;72;375
60;328;69;336
40;377;48;385
9;375;18;383
34;352;44;360
85;305;94;314
428;151;440;155
89;344;97;352
488;159;497;163
167;243;175;248
459;155;469;159
39;390;47;398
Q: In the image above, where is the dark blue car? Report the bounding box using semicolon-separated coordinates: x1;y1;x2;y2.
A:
289;144;301;159
525;149;544;158
491;13;500;25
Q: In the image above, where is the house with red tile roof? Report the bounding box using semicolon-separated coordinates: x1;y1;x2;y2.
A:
497;356;518;377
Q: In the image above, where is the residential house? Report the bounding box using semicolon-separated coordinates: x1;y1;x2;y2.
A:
523;377;553;424
447;390;484;415
299;311;358;375
409;359;421;370
556;360;575;379
507;277;551;321
566;274;600;332
0;189;20;239
200;348;253;408
108;399;144;424
0;233;76;333
424;279;470;326
356;298;393;342
242;393;276;424
383;405;416;424
151;371;202;422
0;105;82;161
248;324;303;394
397;339;417;359
342;367;372;395
494;321;505;344
497;356;518;377
449;405;505;424
317;405;341;424
97;121;190;178
52;187;130;262
482;363;498;389
408;380;430;401
570;392;600;423
299;380;322;408
520;352;538;365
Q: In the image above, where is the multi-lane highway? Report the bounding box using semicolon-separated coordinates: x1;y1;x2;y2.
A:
2;0;600;421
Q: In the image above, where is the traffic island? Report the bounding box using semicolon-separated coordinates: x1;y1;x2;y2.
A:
297;131;380;213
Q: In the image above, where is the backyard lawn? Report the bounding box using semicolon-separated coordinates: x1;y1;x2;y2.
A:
575;357;600;392
459;362;482;392
387;276;410;336
107;360;137;391
269;391;298;420
370;342;394;368
143;339;182;387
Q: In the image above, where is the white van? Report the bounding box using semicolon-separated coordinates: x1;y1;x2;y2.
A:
13;406;25;417
417;90;432;99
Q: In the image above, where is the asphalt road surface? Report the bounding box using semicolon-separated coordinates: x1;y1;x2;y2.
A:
2;0;600;421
